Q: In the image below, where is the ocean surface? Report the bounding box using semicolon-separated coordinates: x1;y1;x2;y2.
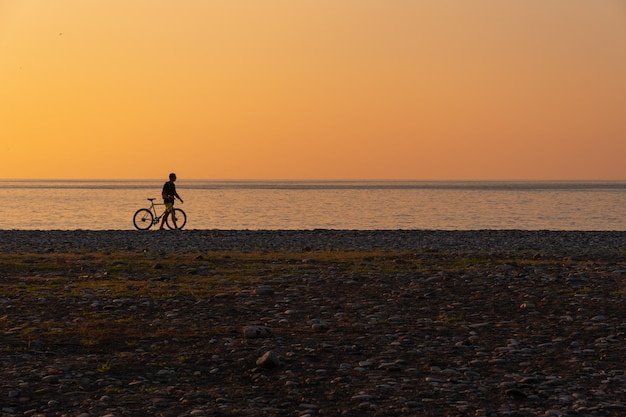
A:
1;180;625;231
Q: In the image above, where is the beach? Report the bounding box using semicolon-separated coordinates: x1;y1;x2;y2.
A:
1;230;625;416
2;229;626;254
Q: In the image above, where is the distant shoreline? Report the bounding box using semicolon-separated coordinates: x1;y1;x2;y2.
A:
3;179;626;190
1;229;625;255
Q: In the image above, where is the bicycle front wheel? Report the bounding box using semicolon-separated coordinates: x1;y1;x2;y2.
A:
166;208;187;230
133;208;154;230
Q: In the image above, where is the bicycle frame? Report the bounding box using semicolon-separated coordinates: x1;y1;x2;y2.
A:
146;199;168;225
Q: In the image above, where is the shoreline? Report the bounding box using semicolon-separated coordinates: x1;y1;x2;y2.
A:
1;229;625;255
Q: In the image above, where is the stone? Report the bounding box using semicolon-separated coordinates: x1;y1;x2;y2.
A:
256;350;281;368
244;325;273;339
255;287;275;296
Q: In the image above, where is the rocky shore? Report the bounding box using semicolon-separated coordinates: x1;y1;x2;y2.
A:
1;229;626;255
1;230;625;416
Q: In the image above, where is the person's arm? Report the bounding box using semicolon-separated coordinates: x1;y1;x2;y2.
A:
175;192;183;203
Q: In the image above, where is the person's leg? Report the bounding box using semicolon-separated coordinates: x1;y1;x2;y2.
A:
171;208;178;229
160;204;172;229
159;212;168;229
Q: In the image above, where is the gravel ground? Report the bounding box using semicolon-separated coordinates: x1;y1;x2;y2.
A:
1;230;625;416
1;229;625;255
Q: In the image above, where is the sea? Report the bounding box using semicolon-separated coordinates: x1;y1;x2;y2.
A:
1;180;625;231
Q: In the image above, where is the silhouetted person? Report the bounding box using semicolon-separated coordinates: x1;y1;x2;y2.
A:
160;173;183;230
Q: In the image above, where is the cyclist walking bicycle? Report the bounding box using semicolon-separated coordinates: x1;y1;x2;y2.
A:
160;173;183;230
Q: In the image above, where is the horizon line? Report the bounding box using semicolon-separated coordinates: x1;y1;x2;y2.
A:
2;178;626;182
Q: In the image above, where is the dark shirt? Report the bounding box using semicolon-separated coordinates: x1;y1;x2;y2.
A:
163;181;176;204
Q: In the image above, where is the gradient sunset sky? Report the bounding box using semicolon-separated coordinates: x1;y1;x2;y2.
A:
1;1;625;180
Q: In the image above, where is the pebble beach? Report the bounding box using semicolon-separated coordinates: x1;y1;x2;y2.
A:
1;229;626;254
1;230;625;416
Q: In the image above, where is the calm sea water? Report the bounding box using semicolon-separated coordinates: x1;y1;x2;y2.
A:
1;180;625;231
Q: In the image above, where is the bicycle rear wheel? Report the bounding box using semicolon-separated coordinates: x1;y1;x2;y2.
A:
166;208;187;230
133;208;154;230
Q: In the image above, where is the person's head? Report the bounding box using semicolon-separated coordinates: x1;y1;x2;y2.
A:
169;173;177;181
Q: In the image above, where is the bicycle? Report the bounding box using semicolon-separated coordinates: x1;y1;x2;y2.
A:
133;198;187;230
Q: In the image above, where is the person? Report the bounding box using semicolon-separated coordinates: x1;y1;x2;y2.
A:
160;173;184;230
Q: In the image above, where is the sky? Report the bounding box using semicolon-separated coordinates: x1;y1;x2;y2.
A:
1;1;625;180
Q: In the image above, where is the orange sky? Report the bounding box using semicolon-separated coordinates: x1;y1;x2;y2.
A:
1;0;625;180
